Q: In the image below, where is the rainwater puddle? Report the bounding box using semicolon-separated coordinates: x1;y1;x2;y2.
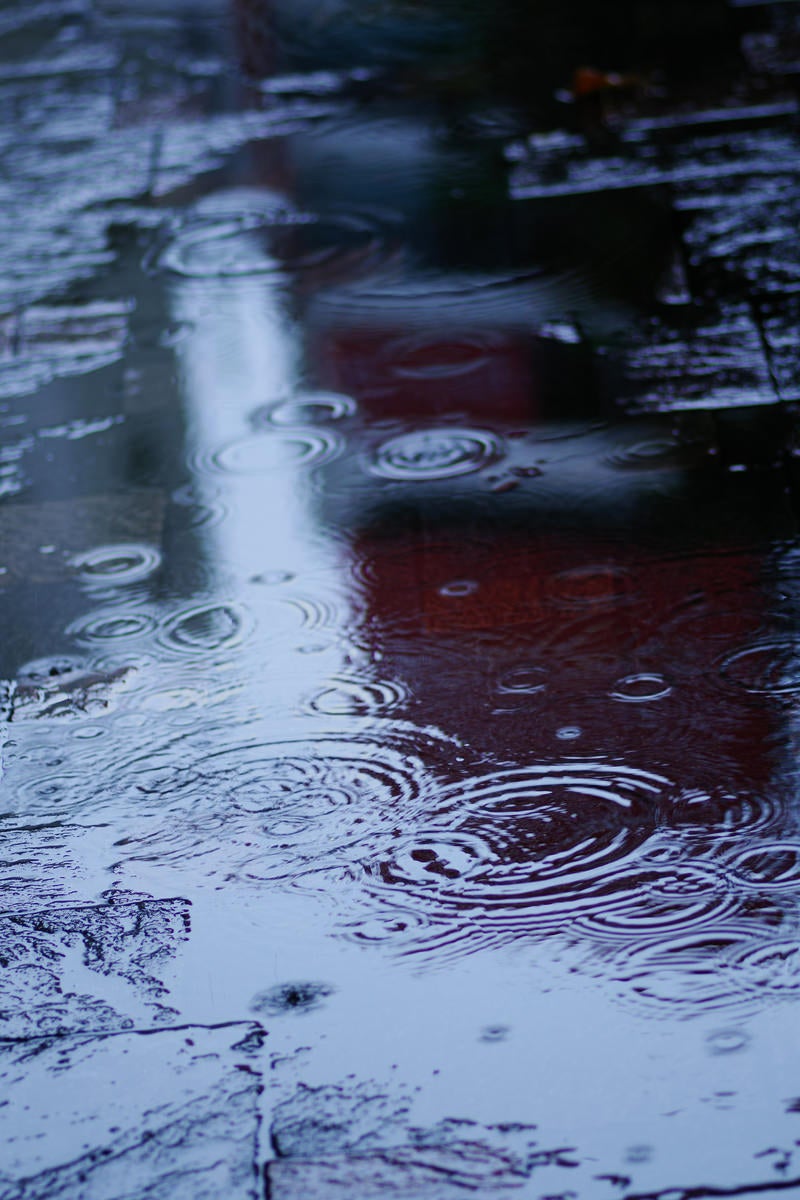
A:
4;2;800;1196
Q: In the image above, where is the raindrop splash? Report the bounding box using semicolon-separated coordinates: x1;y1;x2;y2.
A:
370;428;503;481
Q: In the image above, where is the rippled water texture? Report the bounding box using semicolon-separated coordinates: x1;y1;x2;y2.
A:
4;0;800;1194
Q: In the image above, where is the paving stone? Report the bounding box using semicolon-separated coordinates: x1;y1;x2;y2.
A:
270;1080;412;1158
268;1083;539;1199
0;1022;264;1200
676;167;800;296
0;302;131;400
3;662;136;721
267;1143;530;1199
0;896;190;1040
602;303;776;412
0;822;111;913
509;113;800;201
759;289;800;399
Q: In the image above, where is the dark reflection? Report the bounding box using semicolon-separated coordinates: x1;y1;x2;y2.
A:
241;0;740;107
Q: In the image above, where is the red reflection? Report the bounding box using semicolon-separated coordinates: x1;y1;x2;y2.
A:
354;526;780;795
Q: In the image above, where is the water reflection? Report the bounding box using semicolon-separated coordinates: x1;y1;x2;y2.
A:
4;0;800;1190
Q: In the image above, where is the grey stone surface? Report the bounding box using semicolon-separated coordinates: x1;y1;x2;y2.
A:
0;896;190;1039
268;1082;541;1197
609;303;775;412
0;1023;264;1200
0;823;104;912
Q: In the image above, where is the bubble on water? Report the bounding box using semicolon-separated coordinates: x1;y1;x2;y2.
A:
254;392;357;428
625;1145;653;1165
308;678;407;717
479;1025;510;1043
610;673;672;703
370;428;503;481
349;762;669;956
210;428;343;474
496;665;548;695
719;638;800;695
67;607;157;644
556;726;581;740
70;544;161;587
251;981;334;1016
158;602;251;655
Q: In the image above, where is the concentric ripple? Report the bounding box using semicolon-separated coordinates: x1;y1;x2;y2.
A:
548;565;633;609
719;638;800;695
282;593;347;632
671;786;784;840
70;544;161;588
730;842;800;890
257;391;357;427
495;665;548;695
349;762;670;954
733;939;800;1000
158;212;386;281
16;771;86;817
308;677;408;717
96;732;441;883
210;428;343;474
369;428;503;481
67;607;157;645
605;914;796;1016
157;602;251;655
572;863;736;942
609;673;672;703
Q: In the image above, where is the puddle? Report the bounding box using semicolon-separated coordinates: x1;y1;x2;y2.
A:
4;0;800;1196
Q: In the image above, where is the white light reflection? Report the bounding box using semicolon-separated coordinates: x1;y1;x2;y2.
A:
169;238;349;709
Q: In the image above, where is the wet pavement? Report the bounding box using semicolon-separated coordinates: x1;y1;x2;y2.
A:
4;1;800;1197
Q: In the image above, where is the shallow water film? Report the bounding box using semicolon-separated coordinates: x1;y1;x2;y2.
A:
4;0;800;1196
